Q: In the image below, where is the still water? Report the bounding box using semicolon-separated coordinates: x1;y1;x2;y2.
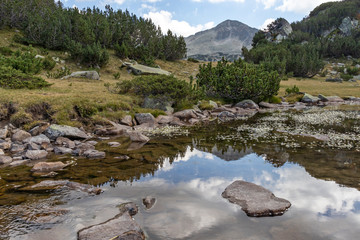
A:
1;110;360;240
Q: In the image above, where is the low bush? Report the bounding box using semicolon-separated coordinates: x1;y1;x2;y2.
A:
0;47;13;56
0;50;43;74
46;66;71;79
196;58;281;103
285;85;300;95
187;58;199;63
0;66;51;89
340;73;353;81
68;41;109;67
42;56;56;70
114;75;202;107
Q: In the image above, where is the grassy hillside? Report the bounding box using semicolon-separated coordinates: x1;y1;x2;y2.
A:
0;29;359;128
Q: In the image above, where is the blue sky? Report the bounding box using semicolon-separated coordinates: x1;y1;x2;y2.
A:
60;0;340;37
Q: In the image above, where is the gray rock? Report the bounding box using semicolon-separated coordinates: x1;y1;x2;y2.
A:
61;71;100;80
156;115;174;124
45;124;89;140
72;142;96;156
0;155;12;164
234;100;259;110
25;150;48;160
10;143;26;153
339;17;358;36
28;142;41;150
135;113;156;125
259;102;278;109
301;93;320;104
31;161;69;172
352;75;360;80
78;202;145;240
218;111;236;122
127;131;149;143
173;109;197;120
142;97;174;113
12;130;31;142
55;137;76;149
54;147;73;155
123;62;170;76
222;180;291;217
83;149;106;159
265;18;292;43
143;196;156;210
0;149;3;155
23;134;50;145
0;127;8;139
120;115;133;126
86;141;98;146
188;118;200;125
318;95;344;102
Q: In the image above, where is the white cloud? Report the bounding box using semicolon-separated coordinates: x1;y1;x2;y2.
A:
259;17;275;30
141;3;157;12
276;0;342;14
193;0;245;2
256;0;277;9
143;10;215;37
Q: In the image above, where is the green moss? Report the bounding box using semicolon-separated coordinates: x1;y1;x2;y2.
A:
198;101;214;110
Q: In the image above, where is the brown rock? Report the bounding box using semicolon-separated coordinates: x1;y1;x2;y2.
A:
135;113;156;125
143;196;156;210
55;137;76;149
127;131;149;143
222;180;291;217
83;149;106;159
156;115;173;124
0;155;12;164
12;130;31;142
25;150;48;160
121;115;133;126
173;109;197;120
31;161;69;172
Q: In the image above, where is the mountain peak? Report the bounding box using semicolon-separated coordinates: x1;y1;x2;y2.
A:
185;20;258;61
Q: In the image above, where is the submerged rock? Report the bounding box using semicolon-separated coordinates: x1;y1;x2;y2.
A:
78;202;145;240
83;149;106;159
222;180;291;217
143;196;156;210
127;131;149;143
31;161;69;172
20;180;102;195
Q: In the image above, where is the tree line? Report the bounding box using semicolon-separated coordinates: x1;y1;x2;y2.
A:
0;0;187;66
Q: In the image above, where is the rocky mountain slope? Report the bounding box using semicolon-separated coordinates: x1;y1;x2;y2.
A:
185;20;258;61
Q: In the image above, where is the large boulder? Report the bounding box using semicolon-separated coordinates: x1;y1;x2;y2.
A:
45;124;89;140
135;113;156;125
123;62;170;76
143;196;156;210
61;71;100;80
301;93;319;104
222;180;291;217
78;202;145;240
339;17;359;37
234;100;259;110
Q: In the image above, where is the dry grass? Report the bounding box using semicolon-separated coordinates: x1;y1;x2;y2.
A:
279;77;360;97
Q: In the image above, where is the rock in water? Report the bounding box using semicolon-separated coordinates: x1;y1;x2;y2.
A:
143;196;156;210
31;162;69;172
222;180;291;217
45;124;89;140
78;202;145;240
25;150;48;160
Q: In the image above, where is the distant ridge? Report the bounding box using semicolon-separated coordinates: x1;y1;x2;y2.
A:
185;20;258;61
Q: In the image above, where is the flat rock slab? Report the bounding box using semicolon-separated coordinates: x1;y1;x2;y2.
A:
124;62;170;76
45;124;89;140
78;202;145;240
222;180;291;217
